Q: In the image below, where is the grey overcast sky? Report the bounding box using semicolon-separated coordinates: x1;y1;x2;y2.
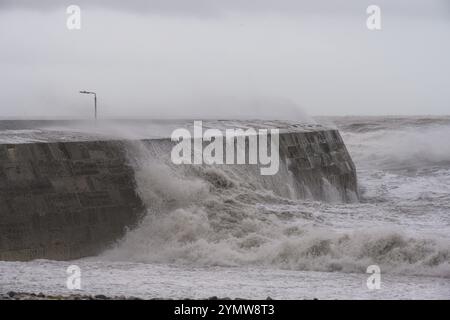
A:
0;0;449;119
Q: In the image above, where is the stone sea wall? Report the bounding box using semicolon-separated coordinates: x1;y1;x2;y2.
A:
0;141;145;261
278;129;357;202
0;129;357;261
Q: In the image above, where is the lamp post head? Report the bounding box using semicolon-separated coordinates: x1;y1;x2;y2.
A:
80;90;95;95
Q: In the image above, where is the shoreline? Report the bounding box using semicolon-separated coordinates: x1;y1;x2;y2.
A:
0;291;276;301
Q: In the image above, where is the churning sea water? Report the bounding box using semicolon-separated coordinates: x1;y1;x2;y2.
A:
0;117;449;299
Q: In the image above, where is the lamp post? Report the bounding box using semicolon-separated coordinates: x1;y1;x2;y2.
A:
79;91;97;120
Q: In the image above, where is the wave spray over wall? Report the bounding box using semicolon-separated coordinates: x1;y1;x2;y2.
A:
103;120;450;278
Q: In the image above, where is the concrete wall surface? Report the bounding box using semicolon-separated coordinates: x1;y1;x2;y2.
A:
0;141;145;261
0;129;357;261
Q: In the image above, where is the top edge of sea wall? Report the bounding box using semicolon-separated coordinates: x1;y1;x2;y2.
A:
0;120;332;145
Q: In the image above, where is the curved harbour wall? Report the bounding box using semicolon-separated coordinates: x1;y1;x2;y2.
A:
0;128;357;261
0;141;145;261
278;129;357;202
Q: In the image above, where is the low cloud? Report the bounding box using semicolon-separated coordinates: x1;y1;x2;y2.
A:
0;1;449;118
1;0;448;19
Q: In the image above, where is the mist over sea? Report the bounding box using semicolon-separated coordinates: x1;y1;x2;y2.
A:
1;116;449;299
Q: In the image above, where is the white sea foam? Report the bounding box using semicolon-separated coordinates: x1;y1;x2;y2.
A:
1;117;450;298
341;124;450;170
101;131;450;278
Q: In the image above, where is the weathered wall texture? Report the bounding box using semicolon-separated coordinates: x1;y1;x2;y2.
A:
0;141;145;261
279;129;358;202
0;129;357;261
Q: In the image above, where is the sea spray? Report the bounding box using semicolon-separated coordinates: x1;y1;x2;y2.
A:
102;132;450;278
